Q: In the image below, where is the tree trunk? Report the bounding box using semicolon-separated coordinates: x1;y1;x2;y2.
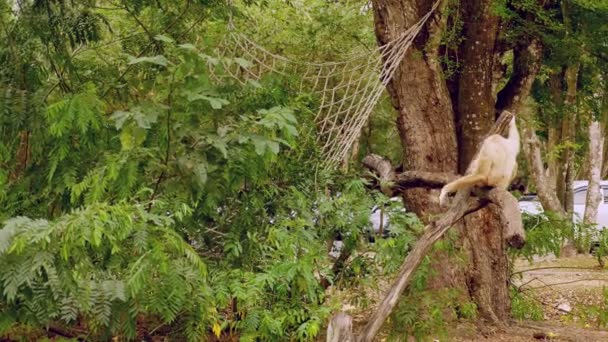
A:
9;130;30;182
521;116;567;216
456;0;499;170
601;133;608;179
547;72;564;191
371;0;458;217
560;64;580;257
562;65;579;216
583;121;604;224
371;0;469;298
455;0;514;322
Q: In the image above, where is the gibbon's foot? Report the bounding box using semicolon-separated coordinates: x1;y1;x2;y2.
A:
439;188;455;208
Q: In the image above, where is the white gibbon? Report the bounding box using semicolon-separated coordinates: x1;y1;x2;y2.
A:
439;116;520;207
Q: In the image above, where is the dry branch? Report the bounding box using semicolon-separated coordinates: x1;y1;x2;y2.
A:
363;154;457;190
357;190;488;342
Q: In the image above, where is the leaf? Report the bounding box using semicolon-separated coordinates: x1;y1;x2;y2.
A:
267;141;280;154
186;93;229;109
212;140;228;159
120;130;134;150
234;57;253;69
127;55;168;67
119;126;146;150
217;126;231;137
206;97;225;109
251;136;267;155
212;322;222;337
193;162;207;187
154;34;174;43
110;111;131;130
178;43;197;50
281;109;298;124
200;53;219;65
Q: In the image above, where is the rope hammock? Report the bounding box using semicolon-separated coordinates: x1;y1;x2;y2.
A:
212;1;441;170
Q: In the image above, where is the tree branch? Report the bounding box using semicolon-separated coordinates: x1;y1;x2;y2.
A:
495;39;543;115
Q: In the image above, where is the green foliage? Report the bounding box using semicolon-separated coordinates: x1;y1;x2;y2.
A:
389;277;474;341
0;203;213;341
0;0;424;340
510;288;544;321
511;211;575;260
385;239;476;341
512;211;605;262
570;287;608;328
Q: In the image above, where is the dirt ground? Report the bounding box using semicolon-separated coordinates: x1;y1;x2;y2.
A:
331;255;608;341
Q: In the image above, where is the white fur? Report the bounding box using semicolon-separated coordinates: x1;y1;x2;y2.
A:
439;117;520;207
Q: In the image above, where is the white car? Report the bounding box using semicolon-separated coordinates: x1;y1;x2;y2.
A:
329;198;405;258
518;180;608;231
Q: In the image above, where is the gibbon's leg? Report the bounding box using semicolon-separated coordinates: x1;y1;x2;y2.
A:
494;161;518;190
510;161;518;183
439;147;493;207
439;174;488;206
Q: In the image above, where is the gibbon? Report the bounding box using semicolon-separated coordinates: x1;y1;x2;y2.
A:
439;116;520;207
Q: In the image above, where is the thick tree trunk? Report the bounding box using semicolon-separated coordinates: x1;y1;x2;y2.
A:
456;0;499;169
602;134;608;179
455;0;514;322
371;0;457;217
371;2;475;311
584;121;604;224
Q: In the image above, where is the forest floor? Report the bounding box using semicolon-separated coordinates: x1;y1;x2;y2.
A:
449;254;608;341
335;254;608;341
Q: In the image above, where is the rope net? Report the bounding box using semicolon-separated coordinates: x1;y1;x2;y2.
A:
211;1;440;170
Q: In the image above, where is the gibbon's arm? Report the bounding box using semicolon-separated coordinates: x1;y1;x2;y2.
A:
439;117;520;207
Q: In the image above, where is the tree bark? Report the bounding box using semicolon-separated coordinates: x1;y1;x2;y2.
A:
9;130;30;182
601;133;608;179
495;40;543;115
547;72;564;190
372;1;458;215
562;65;579;216
583;121;604;224
520;116;567;216
371;0;468;308
456;0;500;170
455;0;515;322
560;64;580;257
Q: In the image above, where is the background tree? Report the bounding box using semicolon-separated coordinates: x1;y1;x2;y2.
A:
521;0;608;255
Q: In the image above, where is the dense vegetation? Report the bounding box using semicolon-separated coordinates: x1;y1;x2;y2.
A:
1;0;607;341
0;0;415;340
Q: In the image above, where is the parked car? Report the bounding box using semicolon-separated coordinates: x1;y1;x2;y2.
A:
518;180;608;232
329;197;405;258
